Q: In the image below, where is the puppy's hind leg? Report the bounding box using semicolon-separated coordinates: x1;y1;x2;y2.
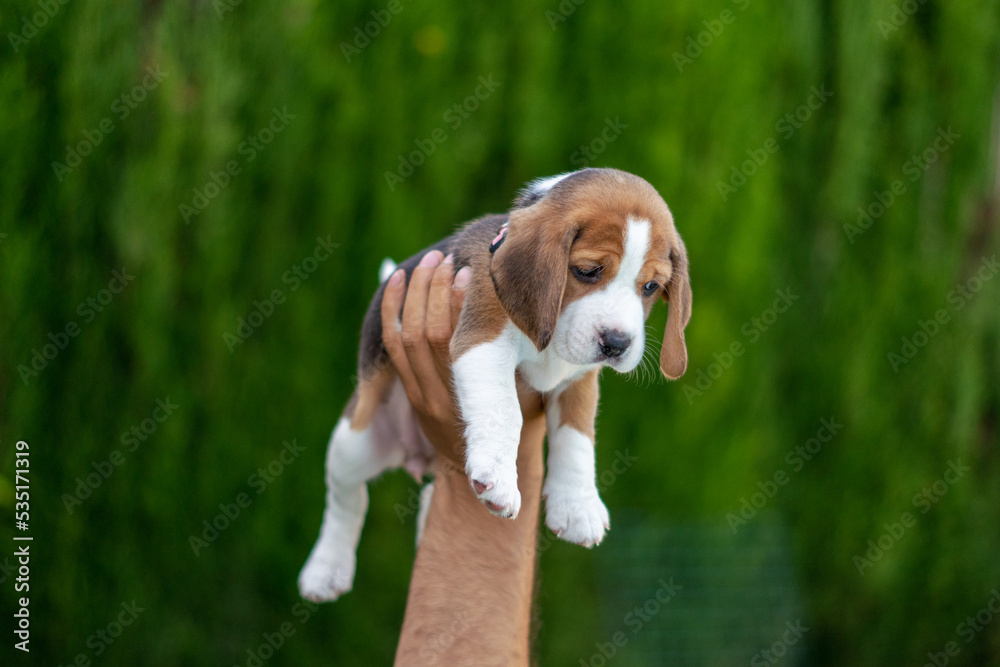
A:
298;368;402;603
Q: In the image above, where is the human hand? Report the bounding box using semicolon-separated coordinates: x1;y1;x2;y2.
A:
380;250;469;468
380;250;544;475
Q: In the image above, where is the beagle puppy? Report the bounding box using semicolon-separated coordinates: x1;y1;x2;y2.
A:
299;168;691;602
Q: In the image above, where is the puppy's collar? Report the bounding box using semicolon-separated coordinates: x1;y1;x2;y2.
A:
489;222;509;253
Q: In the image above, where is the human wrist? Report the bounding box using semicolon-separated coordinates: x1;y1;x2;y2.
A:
435;412;546;515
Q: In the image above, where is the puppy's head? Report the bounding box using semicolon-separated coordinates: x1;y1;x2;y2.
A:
490;168;691;379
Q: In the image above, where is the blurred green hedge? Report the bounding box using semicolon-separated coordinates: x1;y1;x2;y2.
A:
1;0;999;665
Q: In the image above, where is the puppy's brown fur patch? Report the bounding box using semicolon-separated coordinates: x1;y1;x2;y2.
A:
349;364;395;431
556;369;600;442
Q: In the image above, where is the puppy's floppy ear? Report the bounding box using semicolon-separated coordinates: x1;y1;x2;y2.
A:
490;208;576;351
659;239;692;379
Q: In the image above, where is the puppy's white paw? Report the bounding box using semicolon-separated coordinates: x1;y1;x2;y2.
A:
543;483;610;548
466;454;521;519
298;547;355;603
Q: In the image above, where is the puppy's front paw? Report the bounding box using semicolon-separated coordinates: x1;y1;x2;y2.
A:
466;455;521;519
298;547;355;603
543;483;610;548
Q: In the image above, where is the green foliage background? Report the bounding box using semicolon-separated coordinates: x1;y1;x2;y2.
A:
1;0;999;664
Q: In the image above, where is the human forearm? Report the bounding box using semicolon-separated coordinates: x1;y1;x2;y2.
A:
394;414;544;666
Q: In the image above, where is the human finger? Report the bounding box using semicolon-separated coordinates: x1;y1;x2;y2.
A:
400;251;450;411
381;268;425;410
451;266;471;332
425;254;457;376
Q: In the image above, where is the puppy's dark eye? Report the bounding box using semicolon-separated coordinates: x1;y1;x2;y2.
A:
572;265;603;283
642;281;660;297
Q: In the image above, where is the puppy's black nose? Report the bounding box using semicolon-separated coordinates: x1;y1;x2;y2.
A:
599;330;631;358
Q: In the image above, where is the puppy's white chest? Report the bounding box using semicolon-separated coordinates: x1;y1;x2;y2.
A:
514;330;595;393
